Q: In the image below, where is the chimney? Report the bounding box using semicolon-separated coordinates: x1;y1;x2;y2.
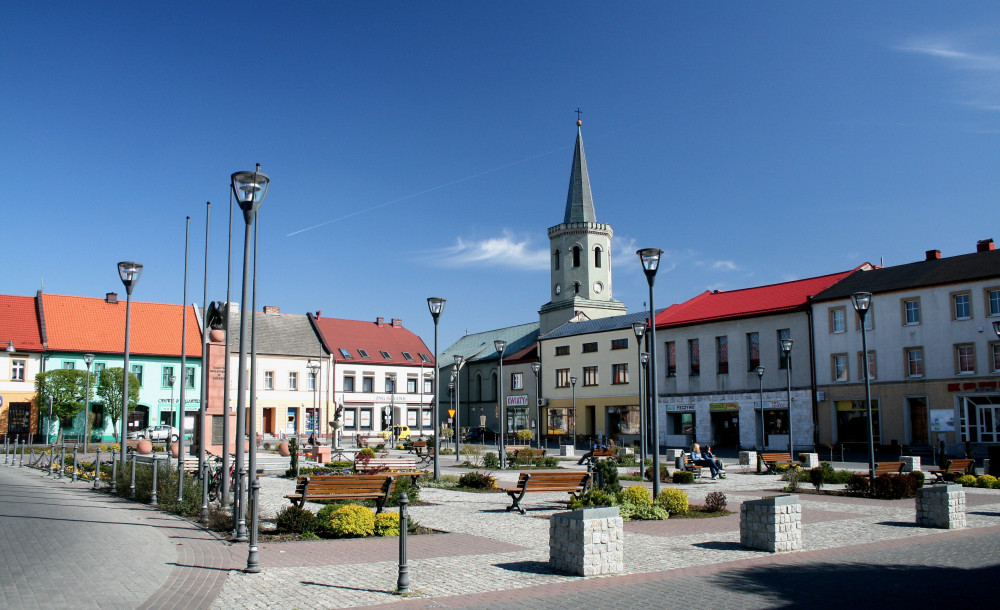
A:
315;310;322;318
376;317;384;326
391;318;402;327
977;239;995;252
263;305;280;314
925;249;941;261
106;292;118;304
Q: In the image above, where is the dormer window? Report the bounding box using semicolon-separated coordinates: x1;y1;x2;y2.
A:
380;350;392;359
402;352;414;361
358;349;370;358
338;348;353;359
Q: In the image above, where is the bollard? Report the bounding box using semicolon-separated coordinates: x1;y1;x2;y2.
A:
49;443;55;476
59;442;66;479
93;448;101;489
130;451;137;498
19;439;25;467
9;439;15;466
111;449;118;493
397;492;410;594
150;458;158;506
72;445;78;482
200;462;210;525
246;476;261;573
235;466;248;542
4;438;8;465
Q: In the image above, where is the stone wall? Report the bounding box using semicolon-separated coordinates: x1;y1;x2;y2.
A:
549;506;623;576
916;485;965;529
740;494;801;553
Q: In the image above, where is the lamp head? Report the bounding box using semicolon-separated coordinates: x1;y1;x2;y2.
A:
640;352;649;365
632;321;647;338
531;361;541;373
83;353;94;366
993;320;1000;338
454;354;463;367
117;261;143;294
230;166;270;219
169;375;177;385
851;291;872;315
756;365;765;378
427;297;446;321
780;338;793;354
570;376;577;387
5;341;15;353
637;248;664;282
494;339;506;355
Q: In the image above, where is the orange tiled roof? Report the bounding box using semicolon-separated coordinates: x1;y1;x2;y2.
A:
0;295;44;351
311;316;433;365
42;293;202;356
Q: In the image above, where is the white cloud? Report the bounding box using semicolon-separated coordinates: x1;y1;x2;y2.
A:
423;231;549;270
711;260;738;271
895;33;1000;111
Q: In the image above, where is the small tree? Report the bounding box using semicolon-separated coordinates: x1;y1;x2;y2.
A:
96;368;140;441
34;369;89;437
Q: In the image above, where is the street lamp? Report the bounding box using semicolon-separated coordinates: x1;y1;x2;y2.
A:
427;297;445;479
117;261;143;471
852;292;876;481
388;373;396;446
307;360;320;442
230;166;269;572
570;376;577;450
637;247;663;496
494;340;506;468
755;366;765;453
640;352;649;474
453;355;463;456
780;338;794;458
3;341;14;353
632;322;647;472
531;362;541;450
168;375;177;428
82;354;94;452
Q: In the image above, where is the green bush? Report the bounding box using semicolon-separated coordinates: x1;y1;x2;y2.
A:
462;444;485;467
458;471;497;489
704;491;727;512
289;437;299;473
358;447;377;459
620;484;652;507
671;470;694;485
593;458;621;493
809;467;825;491
993;477;1000;490
326;504;375;538
845;473;871;496
616;453;637;467
781;468;803;492
373;511;401;536
625;504;669;521
568;489;618;510
516;429;534;443
976;474;997;488
910;470;925;488
275;506;318;534
325;460;354;470
956;474;977;487
540;456;560;468
388;475;420;506
870;474;919;500
483;452;500;469
655;488;689;516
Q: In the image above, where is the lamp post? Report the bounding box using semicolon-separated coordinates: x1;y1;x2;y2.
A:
640;352;649;475
307;361;320;442
117;261;143;471
780;338;794;458
632;322;647;470
531;362;541;450
230;166;269;572
388;373;396;446
569;376;578;450
494;340;506;468
637;248;663;496
82;353;94;452
427;297;445;479
853;292;876;481
453;356;463;452
756;366;765;452
168;375;177;429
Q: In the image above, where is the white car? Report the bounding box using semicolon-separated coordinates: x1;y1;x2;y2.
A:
128;425;179;442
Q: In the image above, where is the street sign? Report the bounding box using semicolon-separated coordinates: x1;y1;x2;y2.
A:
448;409;455;417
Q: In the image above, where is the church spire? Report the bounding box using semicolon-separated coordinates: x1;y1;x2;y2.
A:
563;118;596;224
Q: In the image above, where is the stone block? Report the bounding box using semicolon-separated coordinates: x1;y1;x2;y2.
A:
801;453;819;469
900;456;920;473
740;494;801;553
916;485;966;529
560;445;576;457
549;506;623;576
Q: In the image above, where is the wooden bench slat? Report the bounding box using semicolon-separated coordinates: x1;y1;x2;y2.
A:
500;471;591;515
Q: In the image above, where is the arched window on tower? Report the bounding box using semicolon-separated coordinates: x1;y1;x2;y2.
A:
475;373;483;402
574;281;580;294
553;250;560;270
572;246;581;268
594;246;602;268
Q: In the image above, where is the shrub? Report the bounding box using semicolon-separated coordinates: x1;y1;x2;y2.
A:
289;437;299;472
483;452;500;470
809;467;825;491
910;470;925;488
781;469;803;492
956;474;977;487
976;474;998;488
439;448;455;455
672;470;694;484
845;474;871;496
541;457;560;468
358;447;377;459
568;489;618;510
462;444;485;467
655;488;689;516
373;511;401;536
325;460;354;470
871;474;918;500
594;458;621;493
623;504;669;521
458;471;497;490
389;475;420;505
616;453;637;467
993;477;1000;490
325;504;375;538
620;484;652;507
516;429;533;443
704;491;727;512
275;506;318;534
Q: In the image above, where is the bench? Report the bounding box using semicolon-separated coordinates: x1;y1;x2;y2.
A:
285;474;397;512
683;454;711;479
929;458;976;483
511;447;547;461
505;445;530;459
758;452;798;475
358;436;384;449
354;453;420;474
497;471;591;515
873;462;905;477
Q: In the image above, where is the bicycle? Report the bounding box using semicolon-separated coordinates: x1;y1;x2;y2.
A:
207;455;236;503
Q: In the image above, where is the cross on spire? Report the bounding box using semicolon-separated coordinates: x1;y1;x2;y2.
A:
575;107;583;122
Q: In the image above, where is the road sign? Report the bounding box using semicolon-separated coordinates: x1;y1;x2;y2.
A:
448;409;455;417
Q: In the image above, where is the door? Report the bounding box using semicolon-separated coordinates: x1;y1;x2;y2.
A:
908;397;928;445
7;402;30;440
262;408;274;435
981;406;1000;443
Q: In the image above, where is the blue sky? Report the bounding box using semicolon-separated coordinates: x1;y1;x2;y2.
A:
4;2;1000;349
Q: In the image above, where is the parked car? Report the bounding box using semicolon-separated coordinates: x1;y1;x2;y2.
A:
378;425;411;440
128;425;179;442
464;426;499;443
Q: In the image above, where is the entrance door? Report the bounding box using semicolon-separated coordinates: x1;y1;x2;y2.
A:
7;402;30;441
286;408;298;435
262;408;274;435
908;397;928;445
710;412;740;447
981;406;1000;443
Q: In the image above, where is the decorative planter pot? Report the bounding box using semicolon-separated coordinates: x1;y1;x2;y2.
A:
169;442;179;457
278;441;290;457
137;439;153;455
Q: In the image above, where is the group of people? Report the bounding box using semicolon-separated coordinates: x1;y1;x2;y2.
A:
690;443;726;479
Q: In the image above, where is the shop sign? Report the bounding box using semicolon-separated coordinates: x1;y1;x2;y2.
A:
665;404;695;412
506;394;528;407
709;402;738;411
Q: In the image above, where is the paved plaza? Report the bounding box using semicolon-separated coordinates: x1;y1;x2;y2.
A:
1;454;999;608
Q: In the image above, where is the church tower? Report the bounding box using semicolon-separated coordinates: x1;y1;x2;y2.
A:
539;120;627;334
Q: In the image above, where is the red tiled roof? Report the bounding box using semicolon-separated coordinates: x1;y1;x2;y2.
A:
311;317;433;365
654;268;861;329
42;293;203;356
0;295;44;351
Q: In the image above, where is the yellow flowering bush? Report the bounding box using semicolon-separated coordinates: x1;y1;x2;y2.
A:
620;484;652;507
976;474;998;489
655;488;689;516
956;474;977;487
373;511;401;536
326;504;375;538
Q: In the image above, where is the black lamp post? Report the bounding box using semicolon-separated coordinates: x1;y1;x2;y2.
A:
852;292;876;481
780;338;794;457
307;360;320;441
531;362;541;450
756;366;765;453
427;297;445;479
117;261;143;470
494;340;506;468
570;376;577;450
82;353;94;452
632;321;647;471
637;247;663;497
453;355;463;454
230;166;269;572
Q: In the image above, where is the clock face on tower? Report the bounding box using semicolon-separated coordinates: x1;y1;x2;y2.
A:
593;282;604;294
555;284;562;295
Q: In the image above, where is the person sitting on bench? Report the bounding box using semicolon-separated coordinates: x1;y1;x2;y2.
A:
690;443;721;479
703;445;726;478
578;439;611;465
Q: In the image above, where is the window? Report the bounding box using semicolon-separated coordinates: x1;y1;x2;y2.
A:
162;366;175;387
858;351;877;380
688;339;700;376
380;350;392;359
424;378;433;393
832;354;848;382
830;307;846;333
956;344;976;375
407;378;417;393
574;282;580;294
288;371;298;391
716;336;728;374
419;353;431;363
987;288;1000;317
553;250;560;270
952;292;972;320
612;363;629;384
666;341;677;377
902;298;921;325
343;375;355;392
992;343;1000;373
402;352;414;361
511;372;524;390
778;329;791;369
747;333;759;370
555;345;570;356
93;362;105;378
130;364;143;386
556;368;570;388
308;371;317;391
583;366;598;386
63;361;75;369
264;371;274;390
611;338;628;350
572;245;581;267
185;366;196;389
358;349;370;359
906;348;924;377
856;303;874;331
11;358;26;381
594;246;602;268
363;376;374;392
385;377;396;392
582;342;598;353
338;348;353;359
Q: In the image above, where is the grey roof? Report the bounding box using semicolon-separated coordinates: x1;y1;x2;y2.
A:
538;309;667;340
812;248;1000;302
440;321;539;366
563;124;596;224
222;309;327;357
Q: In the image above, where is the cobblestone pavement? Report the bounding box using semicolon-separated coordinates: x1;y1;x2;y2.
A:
3;454;1000;608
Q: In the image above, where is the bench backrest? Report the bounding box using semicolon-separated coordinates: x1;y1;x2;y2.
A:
874;462;904;475
946;459;975;473
593;447;617;457
516;471;590;490
298;474;394;495
760;452;793;463
412;441;427;448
